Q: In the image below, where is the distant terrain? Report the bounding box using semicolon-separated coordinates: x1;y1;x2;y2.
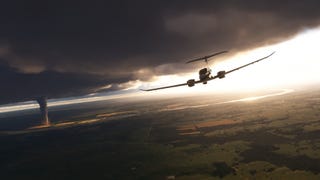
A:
0;88;320;179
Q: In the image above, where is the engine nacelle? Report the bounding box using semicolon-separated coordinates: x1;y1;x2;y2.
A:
187;79;195;87
217;71;226;79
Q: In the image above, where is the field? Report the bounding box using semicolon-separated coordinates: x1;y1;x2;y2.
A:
0;88;320;179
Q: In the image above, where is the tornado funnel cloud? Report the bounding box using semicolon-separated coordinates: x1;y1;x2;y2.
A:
36;96;49;125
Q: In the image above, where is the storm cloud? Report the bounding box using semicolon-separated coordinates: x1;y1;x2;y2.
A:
1;0;320;103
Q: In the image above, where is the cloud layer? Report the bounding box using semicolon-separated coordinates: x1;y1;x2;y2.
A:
1;0;320;103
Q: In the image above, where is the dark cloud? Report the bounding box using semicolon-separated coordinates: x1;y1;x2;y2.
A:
0;61;129;104
1;0;320;103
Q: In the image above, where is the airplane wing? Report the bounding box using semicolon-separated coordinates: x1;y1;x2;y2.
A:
225;51;275;75
141;51;275;91
206;51;275;81
140;80;203;91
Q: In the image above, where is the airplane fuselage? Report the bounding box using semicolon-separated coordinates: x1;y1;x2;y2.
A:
199;68;212;83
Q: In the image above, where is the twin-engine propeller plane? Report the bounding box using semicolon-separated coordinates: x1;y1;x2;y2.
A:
141;51;275;91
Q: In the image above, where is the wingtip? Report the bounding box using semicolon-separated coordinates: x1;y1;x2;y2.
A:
268;51;276;57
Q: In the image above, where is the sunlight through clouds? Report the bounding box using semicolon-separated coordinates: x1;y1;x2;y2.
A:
140;26;320;94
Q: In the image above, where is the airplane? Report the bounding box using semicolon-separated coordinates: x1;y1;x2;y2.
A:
141;51;275;91
1;51;274;127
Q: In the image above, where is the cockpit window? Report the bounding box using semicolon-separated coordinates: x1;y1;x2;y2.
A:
199;68;207;75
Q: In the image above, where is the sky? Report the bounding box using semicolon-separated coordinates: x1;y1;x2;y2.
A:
1;0;320;105
144;27;320;94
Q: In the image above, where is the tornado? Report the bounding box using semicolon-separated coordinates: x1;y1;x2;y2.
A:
36;96;50;125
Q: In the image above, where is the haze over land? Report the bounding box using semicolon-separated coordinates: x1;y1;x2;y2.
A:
1;88;320;179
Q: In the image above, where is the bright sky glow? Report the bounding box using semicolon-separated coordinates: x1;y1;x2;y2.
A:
0;92;140;113
1;27;320;113
141;26;320;95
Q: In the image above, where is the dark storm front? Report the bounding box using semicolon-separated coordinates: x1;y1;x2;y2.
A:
1;89;320;179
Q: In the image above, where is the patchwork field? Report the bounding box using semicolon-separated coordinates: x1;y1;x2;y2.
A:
0;88;320;179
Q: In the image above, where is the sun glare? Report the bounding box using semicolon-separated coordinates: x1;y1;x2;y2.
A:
2;27;320;113
141;27;320;95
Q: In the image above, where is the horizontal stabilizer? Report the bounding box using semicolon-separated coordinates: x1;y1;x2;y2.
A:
186;50;228;64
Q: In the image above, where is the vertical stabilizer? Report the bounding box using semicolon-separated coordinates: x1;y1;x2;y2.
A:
36;96;49;125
